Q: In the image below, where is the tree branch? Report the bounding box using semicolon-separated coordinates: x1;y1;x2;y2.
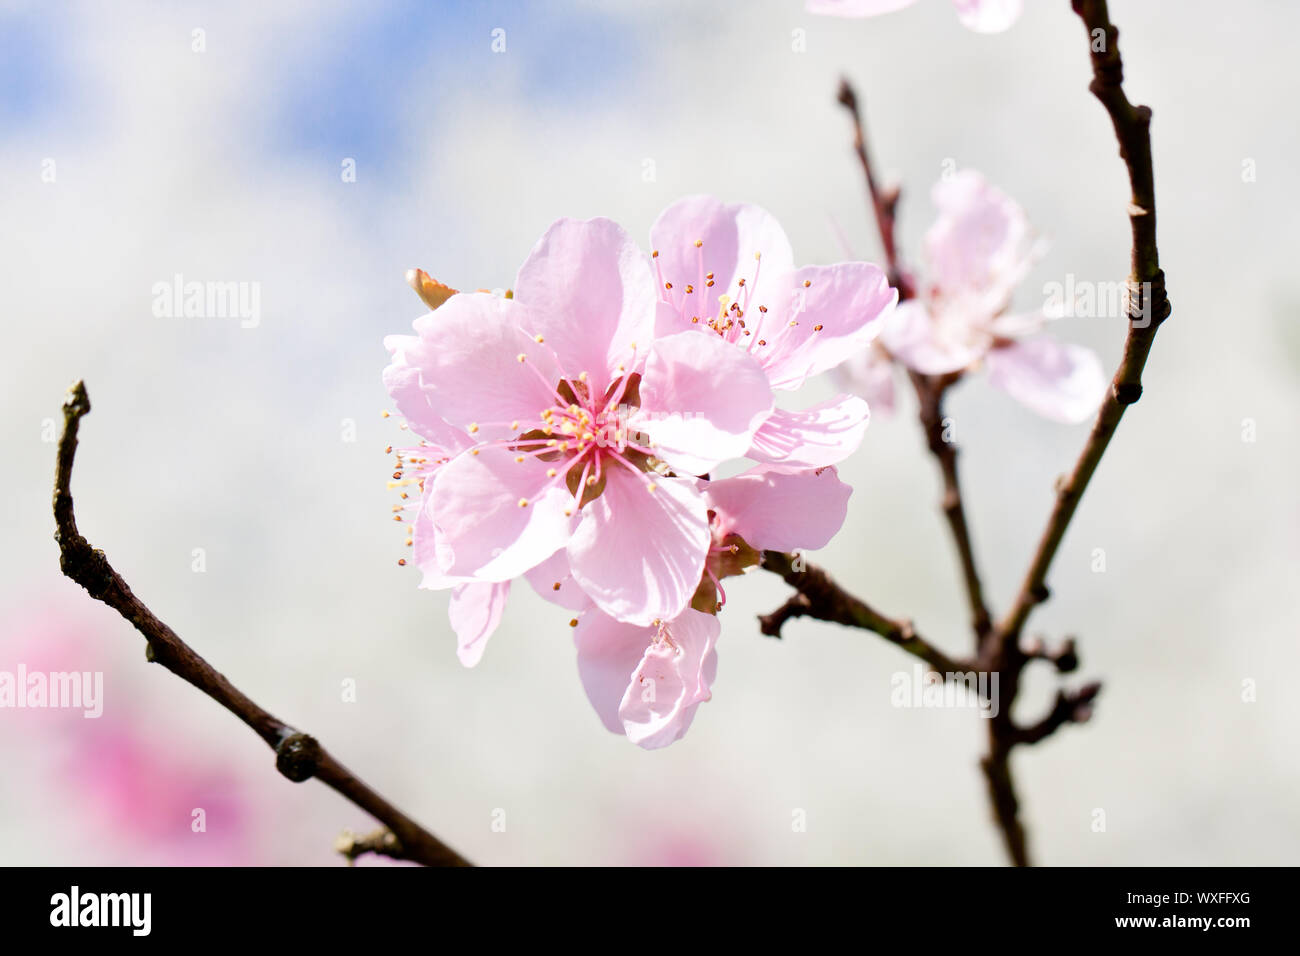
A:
838;77;992;643
758;551;970;675
837;79;910;297
999;0;1171;643
910;370;993;640
53;381;471;868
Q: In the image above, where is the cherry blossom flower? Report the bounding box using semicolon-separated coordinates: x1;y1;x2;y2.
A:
386;213;866;750
383;215;775;641
848;169;1106;423
570;465;852;748
807;0;1022;33
649;196;897;468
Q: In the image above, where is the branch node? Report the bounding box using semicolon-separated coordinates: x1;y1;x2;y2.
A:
275;732;322;783
1113;382;1143;405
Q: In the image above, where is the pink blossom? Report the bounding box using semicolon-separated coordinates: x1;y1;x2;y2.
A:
807;0;1022;33
568;466;852;748
854;170;1107;423
649;196;897;468
0;600;263;864
384;216;776;642
386;212;864;750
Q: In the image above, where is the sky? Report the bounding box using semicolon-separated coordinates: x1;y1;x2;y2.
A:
1;0;1298;865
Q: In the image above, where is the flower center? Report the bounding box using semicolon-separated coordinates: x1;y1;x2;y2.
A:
652;239;822;355
480;353;666;513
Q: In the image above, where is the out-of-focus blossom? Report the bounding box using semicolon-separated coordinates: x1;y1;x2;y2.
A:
0;600;257;864
844;170;1106;423
650;196;896;468
807;0;1022;34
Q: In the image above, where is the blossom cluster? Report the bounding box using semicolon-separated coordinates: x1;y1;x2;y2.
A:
383;179;1100;748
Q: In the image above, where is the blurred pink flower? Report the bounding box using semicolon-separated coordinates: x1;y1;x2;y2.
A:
807;0;1022;33
850;170;1107;423
650;196;896;468
0;599;258;864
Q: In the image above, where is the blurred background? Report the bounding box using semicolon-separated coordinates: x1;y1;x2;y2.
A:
1;0;1296;865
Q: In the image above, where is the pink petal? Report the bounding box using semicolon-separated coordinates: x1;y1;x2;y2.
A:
448;581;510;668
631;330;773;475
524;548;593;612
382;335;474;452
619;610;720;749
411;483;463;590
747;394;871;468
833;344;897;417
925;169;1038;316
430;447;576;581
752;261;897;390
879;300;986;374
806;0;921;17
951;0;1022;33
989;309;1046;338
567;467;709;626
573;613;653;735
649;197;794;334
706;465;852;552
512;217;656;396
985;337;1107;424
395;293;560;437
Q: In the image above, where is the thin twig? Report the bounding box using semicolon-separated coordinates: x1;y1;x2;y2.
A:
839;77;993;643
1000;0;1171;643
759;551;970;675
53;381;471;868
838;78;910;296
910;370;993;641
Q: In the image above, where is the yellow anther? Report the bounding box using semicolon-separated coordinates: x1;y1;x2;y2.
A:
518;498;529;508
